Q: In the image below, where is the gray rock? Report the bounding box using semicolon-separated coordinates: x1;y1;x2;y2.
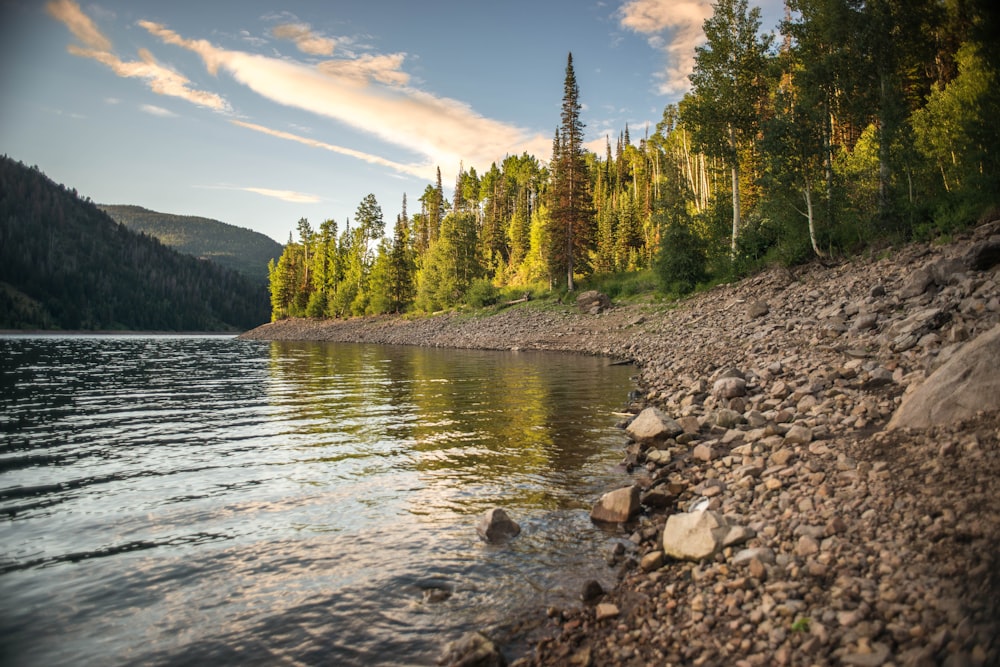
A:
661;509;733;561
625;407;683;441
590;485;640;523
747;300;770;318
581;579;605;602
476;508;521;543
899;266;935;298
964;235;1000;271
439;632;506;667
888;324;1000;429
713;376;747;399
576;290;612;314
930;257;967;285
852;312;879;331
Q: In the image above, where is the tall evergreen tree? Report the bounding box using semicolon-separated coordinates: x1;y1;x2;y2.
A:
547;52;593;290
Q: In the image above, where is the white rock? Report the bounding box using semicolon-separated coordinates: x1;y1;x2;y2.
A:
625;407;683;441
662;510;731;561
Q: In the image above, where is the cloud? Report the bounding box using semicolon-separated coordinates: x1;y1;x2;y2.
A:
140;104;176;117
47;0;230;112
618;0;714;95
240;187;322;203
318;53;409;86
45;0;111;51
141;21;550;178
272;23;335;56
232;120;431;179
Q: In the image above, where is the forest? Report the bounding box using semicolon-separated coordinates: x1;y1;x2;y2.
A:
0;156;270;331
266;0;999;321
99;205;283;286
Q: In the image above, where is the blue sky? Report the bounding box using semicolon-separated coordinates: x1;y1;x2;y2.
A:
0;0;784;243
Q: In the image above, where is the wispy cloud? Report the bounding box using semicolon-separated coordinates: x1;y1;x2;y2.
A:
140;103;176;117
201;183;322;204
46;0;230;112
140;20;550;179
272;23;336;56
618;0;714;95
241;187;322;203
233;120;429;178
45;0;110;51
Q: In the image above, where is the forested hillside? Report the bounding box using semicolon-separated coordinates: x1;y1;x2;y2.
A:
99;204;282;285
0;156;269;331
267;0;999;322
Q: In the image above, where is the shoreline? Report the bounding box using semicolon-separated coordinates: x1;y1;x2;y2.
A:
241;223;1000;666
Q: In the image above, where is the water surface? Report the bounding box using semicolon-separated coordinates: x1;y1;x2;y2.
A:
0;335;635;665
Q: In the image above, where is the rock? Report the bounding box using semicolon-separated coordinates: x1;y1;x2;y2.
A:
888;324;1000;429
841;641;891;667
747;300;770;318
930;257;967;285
581;579;605;602
576;290;612;314
715;408;744;428
783;425;813;445
476;508;521;543
769;448;795;466
964;235;1000;271
796;535;820;556
713;376;747;399
625;407;684;441
641;487;675;508
721;525;755;548
590;485;640;523
595;602;620;621
692;443;715;462
852;312;879;331
732;547;776;565
439;631;506;667
661;509;735;561
899;266;935;298
640;550;664;572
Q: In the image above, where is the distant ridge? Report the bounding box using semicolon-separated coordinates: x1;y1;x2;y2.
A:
0;156;269;331
99;204;283;285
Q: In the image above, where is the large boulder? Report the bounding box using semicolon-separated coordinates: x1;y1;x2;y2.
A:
661;509;730;561
576;290;612;314
625;407;683;442
476;508;521;543
590;485;641;523
888;324;1000;429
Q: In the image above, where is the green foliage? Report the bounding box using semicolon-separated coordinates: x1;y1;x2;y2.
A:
655;218;708;296
0;157;268;330
465;278;499;308
100;204;282;285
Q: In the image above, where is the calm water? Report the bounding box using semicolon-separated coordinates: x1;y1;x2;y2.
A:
0;335;636;666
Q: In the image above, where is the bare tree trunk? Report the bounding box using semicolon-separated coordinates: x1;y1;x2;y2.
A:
804;187;824;257
729;126;741;255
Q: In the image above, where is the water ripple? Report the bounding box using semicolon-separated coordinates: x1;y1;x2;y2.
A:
0;335;634;666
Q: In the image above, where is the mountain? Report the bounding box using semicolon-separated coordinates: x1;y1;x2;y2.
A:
0;156;270;331
98;204;283;285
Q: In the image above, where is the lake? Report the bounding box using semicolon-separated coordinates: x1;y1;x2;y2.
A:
0;335;636;666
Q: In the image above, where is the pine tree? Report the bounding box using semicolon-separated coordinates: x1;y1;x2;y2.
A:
547;52;593;290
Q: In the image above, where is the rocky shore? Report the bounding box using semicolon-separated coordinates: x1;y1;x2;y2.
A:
241;220;1000;666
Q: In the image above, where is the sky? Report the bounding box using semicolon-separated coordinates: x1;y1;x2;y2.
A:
0;0;785;244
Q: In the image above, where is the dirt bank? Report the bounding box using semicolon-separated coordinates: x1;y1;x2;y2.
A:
241;220;1000;666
